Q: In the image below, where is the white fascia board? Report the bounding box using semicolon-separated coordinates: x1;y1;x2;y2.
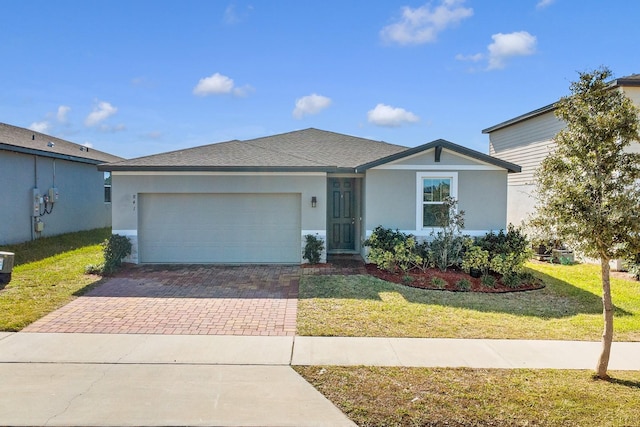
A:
113;171;328;177
373;164;503;170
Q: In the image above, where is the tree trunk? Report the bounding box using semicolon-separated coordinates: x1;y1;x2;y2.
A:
596;257;614;379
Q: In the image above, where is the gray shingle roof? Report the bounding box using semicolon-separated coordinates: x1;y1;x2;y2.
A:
0;122;123;164
101;128;408;171
99;128;520;173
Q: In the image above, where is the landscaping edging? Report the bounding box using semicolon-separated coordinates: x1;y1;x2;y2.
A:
365;264;545;293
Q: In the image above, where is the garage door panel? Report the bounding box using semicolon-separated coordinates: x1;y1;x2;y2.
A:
139;193;301;263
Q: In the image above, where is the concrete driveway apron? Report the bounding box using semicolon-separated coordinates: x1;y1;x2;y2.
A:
23;264;300;336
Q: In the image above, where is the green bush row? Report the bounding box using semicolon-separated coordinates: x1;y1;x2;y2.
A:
364;215;531;279
365;225;469;273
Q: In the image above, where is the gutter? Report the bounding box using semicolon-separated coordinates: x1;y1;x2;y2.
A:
0;143;108;165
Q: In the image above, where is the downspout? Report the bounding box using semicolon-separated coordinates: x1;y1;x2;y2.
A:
32;155;38;241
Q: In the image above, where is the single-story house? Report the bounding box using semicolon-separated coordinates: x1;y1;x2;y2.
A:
0;122;123;245
482;73;640;226
99;128;520;264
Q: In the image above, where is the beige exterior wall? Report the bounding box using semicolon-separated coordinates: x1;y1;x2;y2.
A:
489;88;640;225
111;172;327;263
488;110;564;186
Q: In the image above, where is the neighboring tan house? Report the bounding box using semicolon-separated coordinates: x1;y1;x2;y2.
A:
100;128;520;264
482;74;640;226
0;122;123;245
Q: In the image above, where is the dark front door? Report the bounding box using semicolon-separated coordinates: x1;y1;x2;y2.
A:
328;178;355;251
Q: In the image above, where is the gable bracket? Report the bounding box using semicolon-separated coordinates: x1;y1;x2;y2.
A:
434;145;442;163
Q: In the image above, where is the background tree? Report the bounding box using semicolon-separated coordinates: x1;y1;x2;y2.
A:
531;67;640;379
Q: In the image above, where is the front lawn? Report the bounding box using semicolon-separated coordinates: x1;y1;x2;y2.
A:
295;366;640;427
297;261;640;341
0;228;110;331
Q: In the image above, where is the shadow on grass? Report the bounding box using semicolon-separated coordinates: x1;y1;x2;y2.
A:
3;228;111;266
606;377;640;389
300;268;631;319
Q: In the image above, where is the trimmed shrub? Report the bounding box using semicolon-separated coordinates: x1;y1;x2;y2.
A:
86;234;131;275
430;276;447;289
518;271;536;284
476;224;532;277
461;245;490;277
364;227;422;273
455;278;471;291
303;234;324;264
502;273;521;289
481;274;496;288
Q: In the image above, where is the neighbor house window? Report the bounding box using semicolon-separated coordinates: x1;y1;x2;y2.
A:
104;172;112;203
416;172;458;228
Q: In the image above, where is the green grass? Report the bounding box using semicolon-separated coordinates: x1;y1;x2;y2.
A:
295;366;640;427
0;228;110;331
297;261;640;340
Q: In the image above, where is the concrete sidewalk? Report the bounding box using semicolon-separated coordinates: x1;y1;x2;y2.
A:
1;332;638;369
1;332;639;426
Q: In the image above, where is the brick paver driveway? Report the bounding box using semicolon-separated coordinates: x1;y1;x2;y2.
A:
24;265;300;336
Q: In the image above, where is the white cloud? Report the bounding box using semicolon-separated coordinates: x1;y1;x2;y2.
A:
194;73;234;95
85;101;118;127
367;104;419;127
98;123;126;133
536;0;555;9
292;94;332;119
223;4;240;24
455;52;484;62
193;72;251;97
29;121;49;133
82;142;93;148
145;131;163;139
223;4;253;24
380;0;473;45
488;31;537;69
456;31;537;70
56;105;71;123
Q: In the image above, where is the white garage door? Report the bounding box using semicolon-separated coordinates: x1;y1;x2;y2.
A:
138;193;301;263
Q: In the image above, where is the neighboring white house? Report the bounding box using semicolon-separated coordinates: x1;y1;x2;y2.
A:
482;74;640;226
0;122;123;245
100;128;520;264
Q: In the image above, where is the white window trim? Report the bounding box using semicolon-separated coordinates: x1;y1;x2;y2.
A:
416;171;458;231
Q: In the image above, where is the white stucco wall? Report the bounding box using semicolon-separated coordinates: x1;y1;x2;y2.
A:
111;172;328;263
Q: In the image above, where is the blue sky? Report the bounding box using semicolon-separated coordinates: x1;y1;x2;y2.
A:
2;0;638;159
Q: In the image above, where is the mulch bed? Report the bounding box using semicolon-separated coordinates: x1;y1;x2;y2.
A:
365;264;545;293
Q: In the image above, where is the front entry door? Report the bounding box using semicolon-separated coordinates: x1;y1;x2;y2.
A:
328;178;356;251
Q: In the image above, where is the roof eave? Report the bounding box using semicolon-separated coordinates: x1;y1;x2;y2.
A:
612;77;640;87
482;103;557;134
1;143;107;165
99;164;349;173
483;75;640;134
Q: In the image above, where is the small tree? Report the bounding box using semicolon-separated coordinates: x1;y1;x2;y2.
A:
429;197;468;271
530;67;640;379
